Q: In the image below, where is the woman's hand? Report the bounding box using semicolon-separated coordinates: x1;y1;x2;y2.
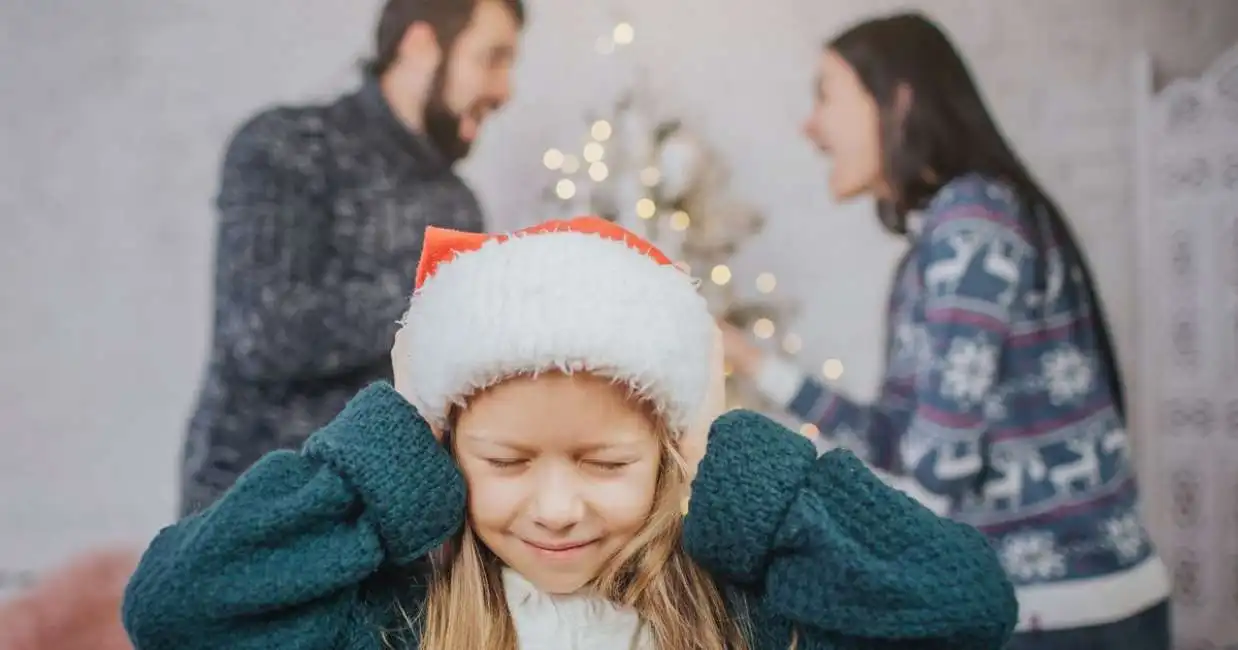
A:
391;325;444;441
718;320;764;378
680;325;727;486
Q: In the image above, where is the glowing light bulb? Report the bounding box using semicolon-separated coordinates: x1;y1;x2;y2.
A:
640;167;662;187
543;148;564;170
710;265;732;286
755;272;777;294
669;210;690;231
782;333;802;354
723;361;734;378
561;155;580;174
822;358;844;380
799;423;820;438
613;22;634;45
588;162;609;181
583;142;604;163
636;198;656;219
591;120;613;141
555;179;576;200
752;318;775;340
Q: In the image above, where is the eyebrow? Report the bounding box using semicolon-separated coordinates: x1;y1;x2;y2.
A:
461;434;643;453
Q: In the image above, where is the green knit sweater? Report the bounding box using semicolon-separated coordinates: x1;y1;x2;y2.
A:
123;383;1016;649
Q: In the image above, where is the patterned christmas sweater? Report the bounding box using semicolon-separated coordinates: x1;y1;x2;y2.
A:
756;174;1170;632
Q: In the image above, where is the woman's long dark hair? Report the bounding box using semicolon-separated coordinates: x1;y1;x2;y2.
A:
828;12;1126;420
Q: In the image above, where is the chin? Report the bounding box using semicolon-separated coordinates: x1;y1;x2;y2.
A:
828;175;867;202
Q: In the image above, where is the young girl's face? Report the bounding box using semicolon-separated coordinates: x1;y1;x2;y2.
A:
453;372;663;594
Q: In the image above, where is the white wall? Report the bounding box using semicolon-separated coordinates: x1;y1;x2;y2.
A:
2;0;1236;587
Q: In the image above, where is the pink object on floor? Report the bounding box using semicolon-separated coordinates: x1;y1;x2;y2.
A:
0;548;140;650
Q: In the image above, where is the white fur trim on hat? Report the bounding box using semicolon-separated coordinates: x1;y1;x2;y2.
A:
397;230;713;436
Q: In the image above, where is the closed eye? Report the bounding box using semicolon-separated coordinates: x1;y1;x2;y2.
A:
485;458;527;469
585;460;632;472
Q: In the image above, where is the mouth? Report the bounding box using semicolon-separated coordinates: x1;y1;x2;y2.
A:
521;538;598;558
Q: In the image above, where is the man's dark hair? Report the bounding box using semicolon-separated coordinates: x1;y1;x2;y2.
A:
364;0;526;77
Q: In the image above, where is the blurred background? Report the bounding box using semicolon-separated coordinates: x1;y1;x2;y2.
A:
2;0;1237;647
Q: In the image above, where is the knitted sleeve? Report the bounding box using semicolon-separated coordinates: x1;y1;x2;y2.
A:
683;410;1017;648
754;355;915;471
123;383;464;649
213;110;414;381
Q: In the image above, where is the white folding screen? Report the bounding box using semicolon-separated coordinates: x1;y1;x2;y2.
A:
1134;42;1238;650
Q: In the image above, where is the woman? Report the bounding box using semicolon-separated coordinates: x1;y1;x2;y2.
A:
122;217;1017;649
722;12;1171;650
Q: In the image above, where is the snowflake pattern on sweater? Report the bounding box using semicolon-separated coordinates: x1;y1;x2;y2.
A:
784;175;1159;595
181;78;485;516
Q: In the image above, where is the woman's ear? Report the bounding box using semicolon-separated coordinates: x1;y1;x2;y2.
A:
893;81;914;122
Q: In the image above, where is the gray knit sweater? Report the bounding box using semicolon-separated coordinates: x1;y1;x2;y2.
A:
180;78;485;516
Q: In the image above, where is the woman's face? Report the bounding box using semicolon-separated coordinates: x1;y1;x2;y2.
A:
453;372;662;595
803;49;884;201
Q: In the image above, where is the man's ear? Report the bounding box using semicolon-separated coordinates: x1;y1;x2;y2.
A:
396;21;442;75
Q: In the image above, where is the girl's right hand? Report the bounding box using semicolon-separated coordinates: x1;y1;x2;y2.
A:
391;325;444;441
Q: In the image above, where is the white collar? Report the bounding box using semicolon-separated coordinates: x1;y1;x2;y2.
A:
501;568;654;650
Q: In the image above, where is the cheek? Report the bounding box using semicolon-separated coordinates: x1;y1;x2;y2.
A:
461;468;522;529
442;59;486;111
829;106;882;182
591;464;660;532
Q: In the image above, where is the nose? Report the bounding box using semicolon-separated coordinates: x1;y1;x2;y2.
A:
490;72;513;107
529;466;585;531
802;117;822;146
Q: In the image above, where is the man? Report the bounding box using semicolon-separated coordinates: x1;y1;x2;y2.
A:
181;0;525;516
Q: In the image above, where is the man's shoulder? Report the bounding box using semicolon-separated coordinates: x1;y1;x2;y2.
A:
226;102;334;157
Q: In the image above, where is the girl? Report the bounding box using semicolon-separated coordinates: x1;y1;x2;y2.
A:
123;217;1016;649
722;12;1171;650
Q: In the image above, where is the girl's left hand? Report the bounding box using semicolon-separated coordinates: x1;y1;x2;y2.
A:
681;324;726;485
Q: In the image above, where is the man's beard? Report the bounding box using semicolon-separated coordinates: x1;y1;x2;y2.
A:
422;65;471;164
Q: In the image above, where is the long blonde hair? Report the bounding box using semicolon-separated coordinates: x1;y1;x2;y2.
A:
404;407;750;650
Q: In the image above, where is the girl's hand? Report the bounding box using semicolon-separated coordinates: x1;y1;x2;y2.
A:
391;325;444;442
680;324;726;486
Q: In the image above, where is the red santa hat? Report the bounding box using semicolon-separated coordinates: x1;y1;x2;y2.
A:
397;216;713;436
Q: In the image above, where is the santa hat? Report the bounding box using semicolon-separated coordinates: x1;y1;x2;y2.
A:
397;216;713;436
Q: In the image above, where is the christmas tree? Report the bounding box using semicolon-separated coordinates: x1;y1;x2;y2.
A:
537;19;803;411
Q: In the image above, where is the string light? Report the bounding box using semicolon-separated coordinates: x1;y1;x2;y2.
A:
543;148;565;170
752;318;775;340
612;22;635;45
591;120;613;141
755;272;777;294
541;17;815;411
822;358;844;380
799;423;820;438
583;142;605;163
